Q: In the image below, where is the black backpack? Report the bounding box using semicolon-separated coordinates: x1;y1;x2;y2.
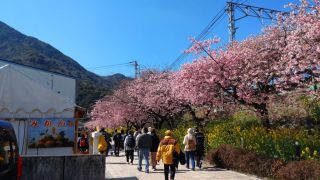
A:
126;136;135;148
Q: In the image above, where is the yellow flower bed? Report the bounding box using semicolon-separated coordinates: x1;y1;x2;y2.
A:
204;123;320;162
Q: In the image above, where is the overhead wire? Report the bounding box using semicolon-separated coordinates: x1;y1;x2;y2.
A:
87;0;250;73
168;0;248;70
86;62;133;70
167;10;226;70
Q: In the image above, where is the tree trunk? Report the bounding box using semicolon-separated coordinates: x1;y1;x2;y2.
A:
133;124;139;130
189;108;204;127
306;117;313;135
153;118;165;129
126;122;130;130
257;104;271;129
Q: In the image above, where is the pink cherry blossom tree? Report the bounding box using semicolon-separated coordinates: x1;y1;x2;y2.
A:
87;71;186;130
127;70;186;129
173;0;320;127
86;82;150;129
88;0;320;129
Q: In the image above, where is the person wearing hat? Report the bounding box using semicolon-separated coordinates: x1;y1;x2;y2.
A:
183;128;196;171
157;130;180;180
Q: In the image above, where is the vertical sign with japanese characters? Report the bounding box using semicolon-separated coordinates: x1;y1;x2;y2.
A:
28;118;75;148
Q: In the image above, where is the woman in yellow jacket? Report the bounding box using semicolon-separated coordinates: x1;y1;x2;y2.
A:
98;134;107;154
157;130;180;180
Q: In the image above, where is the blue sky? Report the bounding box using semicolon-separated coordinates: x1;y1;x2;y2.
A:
0;0;300;77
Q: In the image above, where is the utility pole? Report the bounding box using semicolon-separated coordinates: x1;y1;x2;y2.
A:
227;2;236;43
130;61;140;79
226;1;289;43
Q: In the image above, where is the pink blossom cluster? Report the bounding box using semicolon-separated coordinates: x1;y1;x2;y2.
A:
86;71;185;129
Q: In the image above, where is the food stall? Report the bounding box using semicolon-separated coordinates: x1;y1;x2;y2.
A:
0;64;77;155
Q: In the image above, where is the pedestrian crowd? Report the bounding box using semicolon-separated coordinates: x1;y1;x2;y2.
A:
77;126;205;180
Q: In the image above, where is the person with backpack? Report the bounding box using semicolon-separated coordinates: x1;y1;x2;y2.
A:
150;128;160;171
183;128;196;171
113;130;122;156
157;130;180;180
78;134;89;154
194;127;205;169
124;130;135;164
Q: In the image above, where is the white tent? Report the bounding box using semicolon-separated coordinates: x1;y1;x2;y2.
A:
0;64;75;118
0;64;76;155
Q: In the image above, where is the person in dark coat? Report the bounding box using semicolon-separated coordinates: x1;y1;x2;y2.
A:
150;128;160;171
194;127;205;168
113;130;122;156
124;130;135;164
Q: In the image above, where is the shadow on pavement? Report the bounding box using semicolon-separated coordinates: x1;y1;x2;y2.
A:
106;177;138;180
107;162;128;165
200;166;227;172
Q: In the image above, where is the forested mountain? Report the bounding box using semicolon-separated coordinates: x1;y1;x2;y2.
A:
0;21;130;108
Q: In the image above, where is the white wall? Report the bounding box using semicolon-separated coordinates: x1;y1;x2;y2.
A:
0;60;76;101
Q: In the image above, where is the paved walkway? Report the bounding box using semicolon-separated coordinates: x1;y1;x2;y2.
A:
105;151;260;180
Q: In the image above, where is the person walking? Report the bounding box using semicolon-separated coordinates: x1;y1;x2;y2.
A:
148;127;152;134
100;128;112;156
98;132;108;155
157;130;180;180
134;129;142;158
113;130;122;156
194;127;205;169
136;127;152;173
150;128;160;171
183;128;196;171
120;129;126;150
133;128;141;139
124;130;135;165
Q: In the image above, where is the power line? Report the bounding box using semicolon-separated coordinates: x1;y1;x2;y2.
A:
86;62;133;70
86;61;142;78
227;0;288;42
167;0;246;70
167;10;227;70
